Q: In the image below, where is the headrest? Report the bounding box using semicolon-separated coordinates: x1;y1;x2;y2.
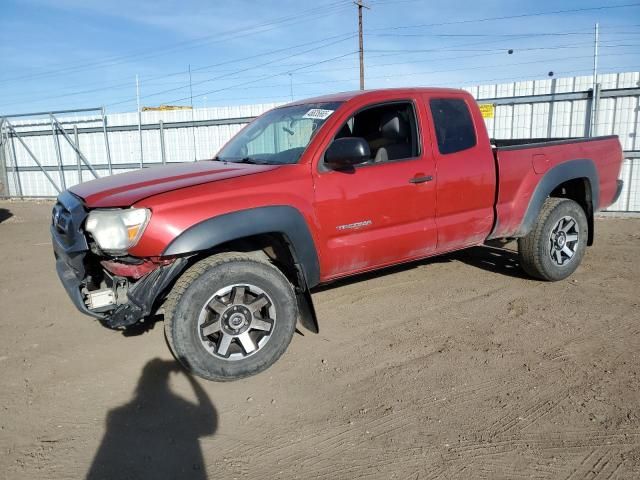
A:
379;112;408;140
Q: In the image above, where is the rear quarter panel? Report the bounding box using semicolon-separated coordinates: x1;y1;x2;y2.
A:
492;136;622;238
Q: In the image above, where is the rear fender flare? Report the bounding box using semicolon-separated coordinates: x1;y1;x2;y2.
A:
516;159;599;238
162;206;321;288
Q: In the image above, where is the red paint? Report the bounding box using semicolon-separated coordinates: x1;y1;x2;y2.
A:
71;161;280;207
492;136;622;239
70;88;624;284
101;258;172;279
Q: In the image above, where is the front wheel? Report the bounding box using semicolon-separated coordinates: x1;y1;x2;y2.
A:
518;198;588;281
164;252;297;381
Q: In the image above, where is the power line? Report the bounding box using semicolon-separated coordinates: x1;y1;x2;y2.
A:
10;35;634;111
137;63;640;108
5;30;636;111
188;52;638;93
106;35;357;108
366;41;640;53
5;2;640;112
444;65;640;88
0;1;351;85
368;31;599;38
368;3;640;31
108;49;639;110
0;32;356;109
136;51;360;108
299;49;639;75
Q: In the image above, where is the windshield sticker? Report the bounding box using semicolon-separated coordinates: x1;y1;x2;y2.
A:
303;108;334;120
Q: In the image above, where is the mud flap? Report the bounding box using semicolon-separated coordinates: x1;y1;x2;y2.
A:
296;289;319;334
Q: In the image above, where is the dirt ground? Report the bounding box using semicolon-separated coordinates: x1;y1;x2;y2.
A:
0;200;639;480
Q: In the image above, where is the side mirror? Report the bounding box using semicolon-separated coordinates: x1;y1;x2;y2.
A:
325;137;370;170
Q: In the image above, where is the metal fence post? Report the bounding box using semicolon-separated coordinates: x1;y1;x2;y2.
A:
546;78;557;139
626;159;634;211
593;83;601;136
586;83;601;137
9;134;24;198
159;120;166;165
101;107;112;175
585;90;594;138
50;115;66;190
74;126;81;183
0;121;9;197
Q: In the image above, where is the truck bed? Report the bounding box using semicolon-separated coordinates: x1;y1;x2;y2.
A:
489;135;622;239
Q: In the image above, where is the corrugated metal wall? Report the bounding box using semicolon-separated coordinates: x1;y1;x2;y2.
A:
1;71;639;211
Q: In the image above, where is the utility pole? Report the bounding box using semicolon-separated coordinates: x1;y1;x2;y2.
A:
589;22;600;137
135;74;143;167
355;1;369;90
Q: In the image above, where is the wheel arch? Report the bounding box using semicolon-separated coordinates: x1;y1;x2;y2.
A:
164;206;320;285
162;206;320;333
516;159;599;245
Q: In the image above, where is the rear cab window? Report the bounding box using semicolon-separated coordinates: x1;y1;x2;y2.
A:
429;98;477;155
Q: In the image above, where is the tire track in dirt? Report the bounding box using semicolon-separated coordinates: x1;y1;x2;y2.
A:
233;364;571;479
487;386;572;438
449;431;640;458
563;447;624;480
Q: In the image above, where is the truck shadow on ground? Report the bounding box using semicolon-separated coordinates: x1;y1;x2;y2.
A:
451;244;528;279
86;358;217;480
0;208;13;223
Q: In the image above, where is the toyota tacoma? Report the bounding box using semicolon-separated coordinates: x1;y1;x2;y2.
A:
51;88;624;381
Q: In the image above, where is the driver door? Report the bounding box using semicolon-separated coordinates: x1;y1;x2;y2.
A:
312;99;437;280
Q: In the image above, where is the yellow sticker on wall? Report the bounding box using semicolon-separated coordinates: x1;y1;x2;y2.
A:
478;103;495;119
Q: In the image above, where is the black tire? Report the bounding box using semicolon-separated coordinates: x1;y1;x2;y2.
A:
164;252;297;381
518;198;588;281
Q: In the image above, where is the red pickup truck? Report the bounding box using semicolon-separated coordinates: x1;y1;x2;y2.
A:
51;88;624;381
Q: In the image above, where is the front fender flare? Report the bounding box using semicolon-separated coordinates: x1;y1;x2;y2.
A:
162;205;321;287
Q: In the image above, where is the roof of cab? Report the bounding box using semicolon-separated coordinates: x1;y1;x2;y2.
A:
285;87;468;106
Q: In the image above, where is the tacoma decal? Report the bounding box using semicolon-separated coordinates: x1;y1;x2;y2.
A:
336;220;372;231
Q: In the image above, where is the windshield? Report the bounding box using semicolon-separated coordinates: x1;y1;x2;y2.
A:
216;101;342;165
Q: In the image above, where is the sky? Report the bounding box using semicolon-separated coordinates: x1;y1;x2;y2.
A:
0;0;639;115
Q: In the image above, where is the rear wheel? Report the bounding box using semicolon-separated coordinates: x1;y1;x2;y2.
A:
164;252;297;381
518;198;588;281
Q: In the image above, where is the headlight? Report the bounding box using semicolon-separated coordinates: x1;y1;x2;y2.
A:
85;208;150;255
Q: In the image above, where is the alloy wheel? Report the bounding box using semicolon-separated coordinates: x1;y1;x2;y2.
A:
197;284;276;361
548;215;580;266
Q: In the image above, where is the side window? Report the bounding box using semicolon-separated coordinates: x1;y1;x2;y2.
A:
333;102;419;164
429;98;477;154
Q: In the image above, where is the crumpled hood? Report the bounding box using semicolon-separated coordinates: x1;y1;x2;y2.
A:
69;161;280;208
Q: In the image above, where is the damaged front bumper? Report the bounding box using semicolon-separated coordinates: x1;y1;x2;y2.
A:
51;191;187;329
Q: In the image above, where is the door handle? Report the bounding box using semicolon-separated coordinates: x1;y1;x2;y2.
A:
409;175;433;184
